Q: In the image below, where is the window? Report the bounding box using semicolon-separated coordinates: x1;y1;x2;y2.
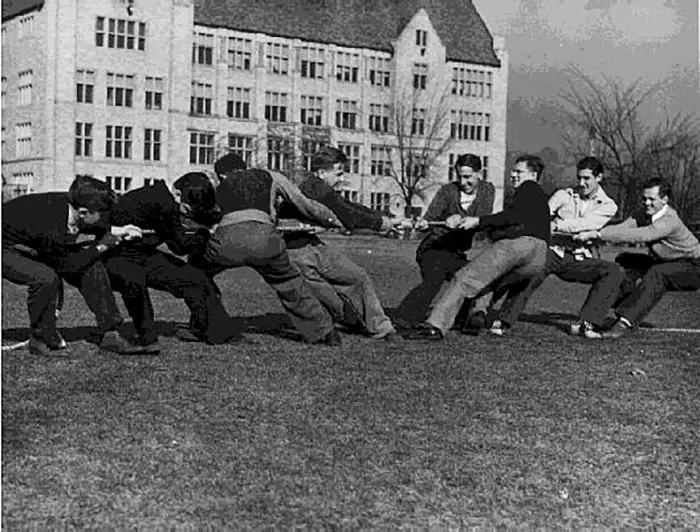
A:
482;156;489;180
300;95;323;126
298;46;325;79
265;91;288;123
18;70;33;106
192;32;214;65
406;155;426;181
411;108;426;136
1;25;6;47
105;125;133;159
267;136;293;171
228;37;252;70
370;192;391;212
190;82;213;115
144;76;164;110
1;77;7;109
19;15;34;39
341;190;359;203
96;17;146;50
144;128;162;161
75;122;93;157
105;176;133;195
413;63;428;90
76;69;95;104
143;177;155;187
448;153;456;181
335;99;358;130
8;173;32;199
265;42;290;75
227;87;251;119
336;51;359;83
370;146;392;176
1;127;5;158
228;134;255;166
451;67;493;99
366;56;390;87
416;29;427;47
450;111;491;141
15;123;32;158
106;73;134;107
338;143;361;174
368;103;389;133
189;131;215;165
301;138;326;170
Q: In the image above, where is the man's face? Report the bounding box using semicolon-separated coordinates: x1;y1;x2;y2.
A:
510;161;536;188
643;186;668;217
457;165;480;194
76;207;102;226
577;169;602;198
318;163;345;185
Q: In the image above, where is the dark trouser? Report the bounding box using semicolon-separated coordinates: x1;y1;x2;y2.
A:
395;248;470;325
201;221;334;343
497;249;627;327
105;250;233;344
2;248;122;342
614;253;700;325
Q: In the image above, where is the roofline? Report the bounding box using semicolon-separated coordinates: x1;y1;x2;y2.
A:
1;1;43;22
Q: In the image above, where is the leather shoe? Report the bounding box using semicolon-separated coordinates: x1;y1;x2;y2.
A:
403;323;444;341
599;319;632;340
28;337;69;357
460;311;487;336
311;329;342;346
99;330;155;355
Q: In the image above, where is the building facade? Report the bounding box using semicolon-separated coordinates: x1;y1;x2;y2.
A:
1;0;508;213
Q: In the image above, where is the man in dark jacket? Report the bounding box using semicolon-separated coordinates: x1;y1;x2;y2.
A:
2;176;150;356
406;154;551;341
104;173;236;349
395;153;495;329
280;147;397;339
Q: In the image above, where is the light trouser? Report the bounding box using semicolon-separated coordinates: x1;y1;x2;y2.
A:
287;238;394;336
202;221;335;343
427;236;548;334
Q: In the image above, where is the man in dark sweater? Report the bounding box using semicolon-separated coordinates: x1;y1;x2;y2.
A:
280;147;397;339
395;153;495;329
104;173;236;349
2;176;150;356
406;154;551;341
197;157;344;346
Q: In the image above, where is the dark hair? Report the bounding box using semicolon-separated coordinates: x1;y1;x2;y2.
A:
454;153;482;172
67;175;117;212
576;156;604;176
514;154;545;180
310;146;347;172
173;172;222;226
214;153;247;177
642;177;672;199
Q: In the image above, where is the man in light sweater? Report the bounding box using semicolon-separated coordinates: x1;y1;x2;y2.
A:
575;177;700;339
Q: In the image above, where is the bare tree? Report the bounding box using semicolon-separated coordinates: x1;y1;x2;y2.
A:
378;86;454;217
560;66;700;219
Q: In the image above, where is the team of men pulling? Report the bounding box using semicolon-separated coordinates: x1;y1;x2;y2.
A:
3;147;699;356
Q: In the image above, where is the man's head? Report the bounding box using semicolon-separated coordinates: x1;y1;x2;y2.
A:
67;175;118;226
214;153;247;181
576;156;604;199
454;153;482;194
310;146;348;182
173;172;222;226
641;177;671;217
511;155;544;188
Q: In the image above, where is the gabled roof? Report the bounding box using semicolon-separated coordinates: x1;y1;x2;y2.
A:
1;0;501;67
194;0;501;67
2;0;43;21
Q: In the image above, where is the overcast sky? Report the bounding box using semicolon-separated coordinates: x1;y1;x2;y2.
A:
471;0;700;153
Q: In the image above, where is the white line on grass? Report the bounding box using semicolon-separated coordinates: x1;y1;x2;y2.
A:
1;339;30;352
639;327;700;334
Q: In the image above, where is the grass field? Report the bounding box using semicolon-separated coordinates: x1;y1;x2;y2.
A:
3;236;700;528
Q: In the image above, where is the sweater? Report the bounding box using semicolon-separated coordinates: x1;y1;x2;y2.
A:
478;180;550;243
600;206;700;260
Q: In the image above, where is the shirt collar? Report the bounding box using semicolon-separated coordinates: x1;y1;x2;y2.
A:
651;204;668;223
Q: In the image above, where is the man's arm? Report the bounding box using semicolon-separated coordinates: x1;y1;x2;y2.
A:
269;171;343;229
599;216;675;244
554;196;618;233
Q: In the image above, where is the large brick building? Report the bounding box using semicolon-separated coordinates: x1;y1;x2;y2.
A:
1;0;508;213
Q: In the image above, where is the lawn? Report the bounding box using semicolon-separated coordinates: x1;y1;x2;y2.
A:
3;236;700;528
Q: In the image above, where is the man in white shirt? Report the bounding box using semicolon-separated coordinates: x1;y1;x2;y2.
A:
488;156;623;337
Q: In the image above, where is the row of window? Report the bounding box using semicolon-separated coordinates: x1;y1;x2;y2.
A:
75;69;165;110
95;17;146;51
1;14;35;45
